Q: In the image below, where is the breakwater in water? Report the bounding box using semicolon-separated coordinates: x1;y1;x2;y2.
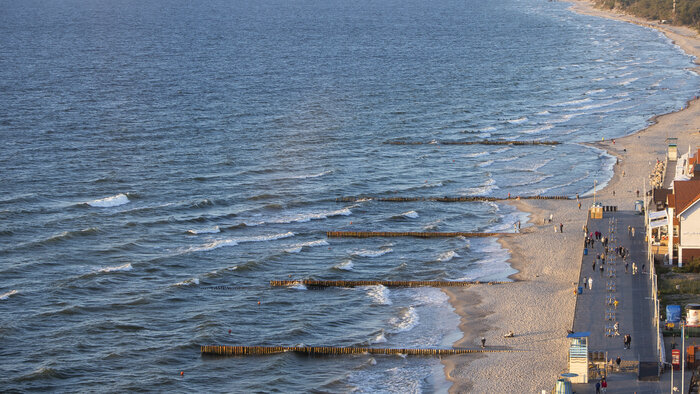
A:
201;345;520;356
336;195;570;202
270;279;510;287
326;231;507;238
384;140;560;145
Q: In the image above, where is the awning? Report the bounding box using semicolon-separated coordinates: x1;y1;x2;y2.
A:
650;218;668;229
649;210;668;221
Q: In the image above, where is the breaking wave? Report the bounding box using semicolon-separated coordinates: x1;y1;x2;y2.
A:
86;193;129;207
351;248;392;258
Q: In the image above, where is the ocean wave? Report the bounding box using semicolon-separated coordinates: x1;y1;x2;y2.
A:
479;126;497;132
243;207;352;226
351;248;392;258
477;159;494;168
288;282;307;290
520;124;553;134
553;97;591;107
618;77;639;86
389;306;418;332
284;239;329;253
190;199;214;208
86;193;129;207
423;220;441;231
466;177;498;195
568;98;628;112
506;116;528;124
97;263;133;273
462;151;488;158
174;277;199;286
437;250;460;262
185;231;295;253
333;260;354;271
186;226;220;235
362;285;391;305
400;210;419;219
550;113;583;123
585;88;606;95
44;227;100;243
286;170;333;180
0;289;18;300
536;110;550;116
371;331;387;344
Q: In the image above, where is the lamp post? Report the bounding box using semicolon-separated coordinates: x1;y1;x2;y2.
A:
681;321;685;394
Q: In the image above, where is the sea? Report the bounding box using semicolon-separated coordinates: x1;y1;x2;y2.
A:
1;0;698;392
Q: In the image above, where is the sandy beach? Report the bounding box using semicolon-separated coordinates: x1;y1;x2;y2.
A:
442;1;700;392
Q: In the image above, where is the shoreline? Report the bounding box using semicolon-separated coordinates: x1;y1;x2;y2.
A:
441;1;700;392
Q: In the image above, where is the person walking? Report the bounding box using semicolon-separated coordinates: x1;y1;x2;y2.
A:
625;261;629;273
631;227;635;237
480;337;486;348
583;276;588;289
549;213;553;223
615;355;621;371
588;277;593;290
592;261;596;272
601;377;607;393
595;380;601;394
559;223;563;233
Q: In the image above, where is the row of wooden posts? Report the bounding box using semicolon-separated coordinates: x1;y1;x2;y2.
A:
383;140;560;146
201;345;519;357
335;195;570;202
269;279;509;288
326;231;505;238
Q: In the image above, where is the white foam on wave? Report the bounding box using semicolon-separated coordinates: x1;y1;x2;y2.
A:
618;77;639;86
351;248;392;258
333;259;354;271
287;170;333;180
550;113;583;123
520;124;554;134
187;226;220;235
585;88;606;95
97;263;132;273
87;193;129;208
289;283;307;290
466;177;498;196
536;110;550;116
186;231;294;253
284;239;329;253
174;277;199;286
477;159;494;168
437;250;460;262
247;207;352;226
363;285;392;305
0;290;18;300
569;98;628;112
372;331;387;343
401;210;419;219
553;97;591;107
389;306;419;333
479;126;497;132
462;151;488;158
506;116;528;124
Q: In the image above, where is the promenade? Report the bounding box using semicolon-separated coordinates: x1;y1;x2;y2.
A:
570;208;668;393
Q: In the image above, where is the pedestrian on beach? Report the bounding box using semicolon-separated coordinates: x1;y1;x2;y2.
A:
583;276;587;289
588;277;593;290
601;377;607;393
628;225;631;236
480;337;486;348
549;213;553;223
576;193;579;201
517;220;520;232
592;261;596;272
560;223;563;233
578;202;581;210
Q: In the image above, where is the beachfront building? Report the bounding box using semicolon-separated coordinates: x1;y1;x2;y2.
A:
649;146;700;266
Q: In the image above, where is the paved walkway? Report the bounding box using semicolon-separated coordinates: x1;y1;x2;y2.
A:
570;209;659;391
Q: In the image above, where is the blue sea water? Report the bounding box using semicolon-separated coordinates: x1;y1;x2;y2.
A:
1;0;698;391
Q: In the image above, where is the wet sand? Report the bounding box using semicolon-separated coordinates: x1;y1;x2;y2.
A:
441;1;700;392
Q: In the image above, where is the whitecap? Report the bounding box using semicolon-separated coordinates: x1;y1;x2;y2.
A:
372;332;387;343
0;290;18;300
289;283;307;290
249;207;352;226
506;116;528;124
520;124;554;134
536;110;550;116
362;285;392;305
462;151;488;158
553;97;591;107
437;250;460;262
97;263;132;273
401;210;419;219
87;193;129;207
287;170;333;180
351;248;392;258
186;226;220;235
389;306;419;332
333;260;354;271
284;239;329;253
186;231;294;253
479;126;497;132
585;88;606;95
477;159;494;168
174;277;199;286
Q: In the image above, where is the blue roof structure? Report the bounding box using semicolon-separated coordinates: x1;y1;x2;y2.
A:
567;331;590;338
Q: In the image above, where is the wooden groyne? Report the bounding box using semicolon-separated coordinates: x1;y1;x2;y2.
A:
270;279;509;288
201;345;518;356
384;140;559;146
326;231;505;238
336;195;569;202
